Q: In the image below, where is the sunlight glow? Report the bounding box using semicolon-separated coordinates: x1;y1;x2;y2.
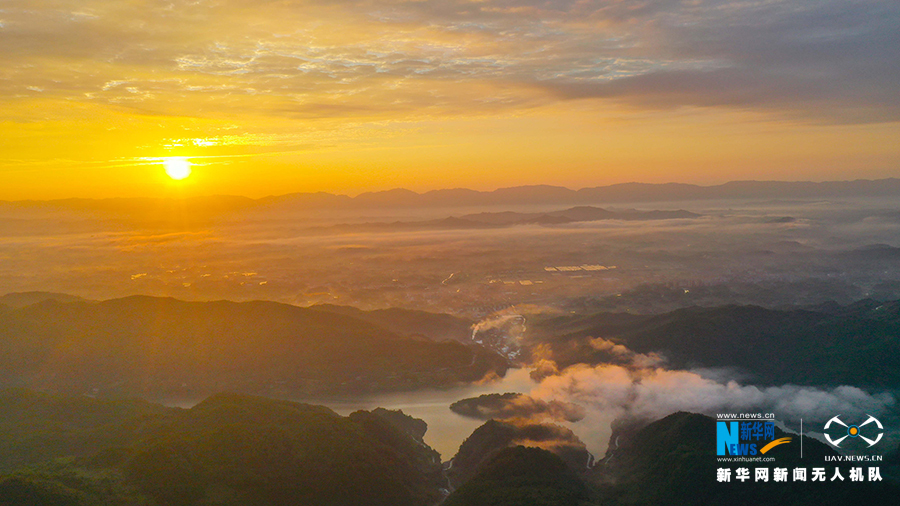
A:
163;158;192;180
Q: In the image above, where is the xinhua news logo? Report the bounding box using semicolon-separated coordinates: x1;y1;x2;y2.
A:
717;419;791;457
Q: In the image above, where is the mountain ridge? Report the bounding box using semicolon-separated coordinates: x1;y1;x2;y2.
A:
4;178;900;213
0;295;507;398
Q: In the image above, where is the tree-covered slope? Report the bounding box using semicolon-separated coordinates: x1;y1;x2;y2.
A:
529;300;900;386
0;296;507;397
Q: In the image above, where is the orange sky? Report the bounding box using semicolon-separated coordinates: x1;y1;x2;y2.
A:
2;0;899;199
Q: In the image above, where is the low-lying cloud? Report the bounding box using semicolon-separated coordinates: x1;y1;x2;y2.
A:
450;392;586;422
531;362;896;425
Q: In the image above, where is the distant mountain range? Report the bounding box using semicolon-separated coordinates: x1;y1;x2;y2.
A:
308;206;700;234
3;178;899;224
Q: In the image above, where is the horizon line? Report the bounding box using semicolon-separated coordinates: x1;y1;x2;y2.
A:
4;177;900;204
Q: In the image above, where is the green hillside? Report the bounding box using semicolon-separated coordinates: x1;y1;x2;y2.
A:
0;296;506;397
529;300;900;386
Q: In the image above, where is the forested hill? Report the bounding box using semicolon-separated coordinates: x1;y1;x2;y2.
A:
0;296;506;398
528;299;900;387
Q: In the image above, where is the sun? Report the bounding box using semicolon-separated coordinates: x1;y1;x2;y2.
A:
163;157;192;180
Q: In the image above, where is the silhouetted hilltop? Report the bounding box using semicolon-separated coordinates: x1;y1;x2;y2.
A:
443;446;592;506
0;388;173;473
311;304;474;343
0;391;447;506
447;419;592;489
368;408;430;441
1;395;897;506
125;393;444;506
0;296;507;398
529;300;900;386
347;409;443;489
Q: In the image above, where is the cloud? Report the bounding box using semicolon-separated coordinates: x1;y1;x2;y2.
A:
528;337;665;381
450;392;586;422
531;363;897;424
504;421;589;456
541;5;900;123
587;337;664;369
2;0;897;124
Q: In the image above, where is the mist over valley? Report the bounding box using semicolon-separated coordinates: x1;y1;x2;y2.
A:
3;181;900;505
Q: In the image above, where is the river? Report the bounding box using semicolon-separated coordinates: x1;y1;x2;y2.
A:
294;368;615;461
160;367;614;461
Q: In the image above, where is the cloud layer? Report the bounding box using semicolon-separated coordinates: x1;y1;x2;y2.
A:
450;392;586;422
532;363;896;425
3;0;898;123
